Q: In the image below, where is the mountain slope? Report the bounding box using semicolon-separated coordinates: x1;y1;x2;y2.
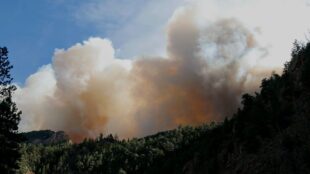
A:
21;130;70;144
150;41;310;174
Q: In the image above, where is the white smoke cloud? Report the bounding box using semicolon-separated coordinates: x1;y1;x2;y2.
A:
192;0;310;67
15;0;310;141
15;65;56;131
16;38;135;141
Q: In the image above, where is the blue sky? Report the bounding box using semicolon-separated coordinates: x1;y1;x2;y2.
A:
1;0;310;84
0;1;92;83
0;0;181;83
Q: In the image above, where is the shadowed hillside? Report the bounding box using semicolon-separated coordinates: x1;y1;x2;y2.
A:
21;130;70;145
18;41;310;174
149;41;310;174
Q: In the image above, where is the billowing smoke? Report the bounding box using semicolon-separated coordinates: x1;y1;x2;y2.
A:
15;3;295;142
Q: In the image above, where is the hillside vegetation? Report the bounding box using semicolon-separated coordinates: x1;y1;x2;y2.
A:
21;130;70;145
19;41;310;174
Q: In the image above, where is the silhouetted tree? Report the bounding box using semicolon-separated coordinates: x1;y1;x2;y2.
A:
0;47;22;173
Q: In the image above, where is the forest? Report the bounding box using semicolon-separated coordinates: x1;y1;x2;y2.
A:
10;41;310;173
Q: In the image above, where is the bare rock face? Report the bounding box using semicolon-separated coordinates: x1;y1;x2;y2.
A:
21;130;70;144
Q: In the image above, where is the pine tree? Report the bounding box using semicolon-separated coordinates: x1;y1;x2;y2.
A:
0;47;22;173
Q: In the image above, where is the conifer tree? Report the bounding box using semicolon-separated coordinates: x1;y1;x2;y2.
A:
0;47;22;173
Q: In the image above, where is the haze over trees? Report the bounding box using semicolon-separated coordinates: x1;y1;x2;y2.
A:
17;41;310;174
0;47;22;173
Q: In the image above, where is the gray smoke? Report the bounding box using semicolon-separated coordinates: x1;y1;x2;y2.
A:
15;6;278;142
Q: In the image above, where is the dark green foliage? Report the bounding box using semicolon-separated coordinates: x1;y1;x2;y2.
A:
19;41;310;174
18;126;209;174
0;47;22;173
21;130;70;144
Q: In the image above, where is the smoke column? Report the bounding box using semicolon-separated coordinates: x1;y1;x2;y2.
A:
15;1;308;142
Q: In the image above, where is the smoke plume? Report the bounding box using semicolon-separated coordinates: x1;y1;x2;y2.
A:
16;5;282;142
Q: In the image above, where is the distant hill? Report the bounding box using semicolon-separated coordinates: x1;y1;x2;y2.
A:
18;41;310;174
21;130;70;145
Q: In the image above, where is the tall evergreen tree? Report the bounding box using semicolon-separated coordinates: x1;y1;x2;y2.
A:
0;47;22;173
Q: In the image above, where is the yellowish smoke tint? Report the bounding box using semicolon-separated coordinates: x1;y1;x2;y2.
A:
15;0;309;142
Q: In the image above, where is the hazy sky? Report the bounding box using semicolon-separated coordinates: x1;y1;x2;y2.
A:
1;0;310;83
0;0;182;83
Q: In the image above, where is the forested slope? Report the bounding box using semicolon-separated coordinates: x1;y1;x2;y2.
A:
156;41;310;174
